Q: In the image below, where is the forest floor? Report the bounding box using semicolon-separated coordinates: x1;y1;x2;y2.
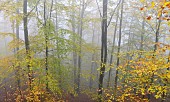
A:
0;85;170;102
67;94;95;102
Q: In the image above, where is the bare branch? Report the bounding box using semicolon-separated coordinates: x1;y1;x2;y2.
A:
49;0;54;19
27;0;40;17
95;0;102;18
107;0;121;27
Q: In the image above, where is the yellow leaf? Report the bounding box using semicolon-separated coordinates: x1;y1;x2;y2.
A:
167;74;170;78
140;0;145;3
164;2;170;7
167;21;170;26
157;10;162;18
151;1;155;8
155;95;160;99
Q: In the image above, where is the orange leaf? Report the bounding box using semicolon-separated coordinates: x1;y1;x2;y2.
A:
159;0;166;3
140;7;144;10
147;16;151;20
167;18;170;21
162;17;167;20
167;3;170;8
163;10;168;14
161;5;165;9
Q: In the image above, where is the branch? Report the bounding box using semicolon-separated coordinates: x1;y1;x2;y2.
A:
35;4;43;25
27;0;41;17
95;0;102;18
107;0;121;27
49;0;54;19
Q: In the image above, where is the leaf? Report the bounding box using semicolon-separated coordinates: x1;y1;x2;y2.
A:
167;18;170;21
155;95;160;99
140;0;145;3
140;7;144;10
164;2;170;7
167;21;170;26
157;10;162;18
159;0;166;4
167;74;170;78
163;10;168;14
151;1;155;8
147;16;151;20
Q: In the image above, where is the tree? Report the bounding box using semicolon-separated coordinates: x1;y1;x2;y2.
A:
23;0;32;90
70;0;78;93
114;0;124;100
15;0;21;96
76;0;87;93
1;0;170;101
107;7;119;88
98;0;108;101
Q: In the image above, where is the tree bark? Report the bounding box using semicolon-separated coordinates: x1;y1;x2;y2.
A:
23;0;32;90
16;0;21;96
76;0;85;94
89;24;95;90
114;0;124;100
140;13;145;52
98;0;108;101
71;0;78;93
107;8;119;88
43;0;49;90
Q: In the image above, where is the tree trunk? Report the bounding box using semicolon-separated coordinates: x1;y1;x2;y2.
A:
77;0;85;94
23;0;32;90
16;0;21;95
140;12;145;52
89;24;95;90
114;0;124;100
43;0;49;90
98;0;108;101
71;0;78;93
107;8;119;88
54;0;62;89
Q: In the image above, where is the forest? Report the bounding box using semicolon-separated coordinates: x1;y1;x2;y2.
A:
0;0;170;102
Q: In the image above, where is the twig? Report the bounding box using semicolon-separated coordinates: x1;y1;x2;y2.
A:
107;0;121;27
95;0;102;18
27;0;41;17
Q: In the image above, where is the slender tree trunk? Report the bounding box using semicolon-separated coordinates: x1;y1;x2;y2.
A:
23;0;32;90
89;24;95;90
12;21;15;54
53;0;62;88
148;13;162;100
139;13;145;98
16;0;21;96
98;0;108;101
96;30;100;81
154;18;161;52
55;0;58;32
107;8;119;88
16;4;19;52
54;0;62;89
114;0;124;100
140;13;145;52
44;0;53;91
43;0;49;90
77;0;85;93
71;0;78;93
